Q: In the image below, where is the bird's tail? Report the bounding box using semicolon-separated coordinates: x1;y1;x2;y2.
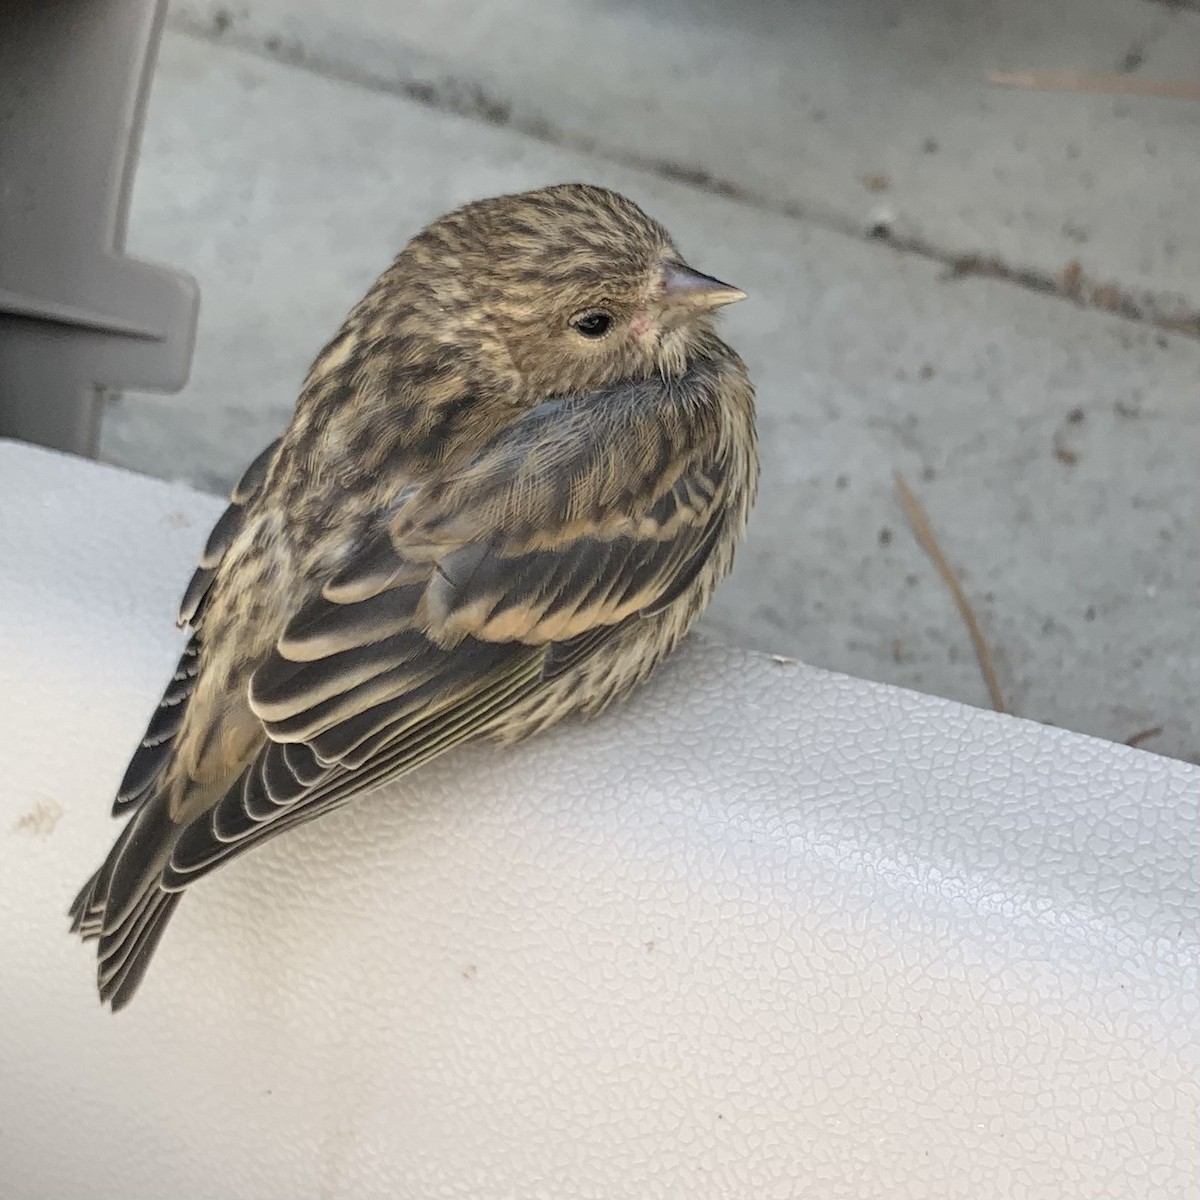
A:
68;794;183;1011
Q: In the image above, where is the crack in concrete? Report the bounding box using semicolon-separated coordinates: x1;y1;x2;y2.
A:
169;12;1200;344
883;243;1200;342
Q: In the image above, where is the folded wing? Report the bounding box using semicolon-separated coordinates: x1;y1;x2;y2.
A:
163;378;731;888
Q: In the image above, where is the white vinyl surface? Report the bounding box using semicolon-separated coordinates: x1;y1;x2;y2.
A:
1;439;1196;1199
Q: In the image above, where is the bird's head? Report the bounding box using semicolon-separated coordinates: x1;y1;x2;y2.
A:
398;183;746;399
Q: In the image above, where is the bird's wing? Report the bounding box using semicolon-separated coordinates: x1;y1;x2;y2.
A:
177;439;280;628
110;440;280;819
162;380;732;889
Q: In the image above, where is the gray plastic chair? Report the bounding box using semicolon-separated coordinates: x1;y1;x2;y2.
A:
0;0;198;457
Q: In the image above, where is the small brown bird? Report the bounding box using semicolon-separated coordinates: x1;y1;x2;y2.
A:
70;183;757;1008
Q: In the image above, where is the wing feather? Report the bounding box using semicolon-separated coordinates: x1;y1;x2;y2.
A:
112;441;280;818
160;373;737;889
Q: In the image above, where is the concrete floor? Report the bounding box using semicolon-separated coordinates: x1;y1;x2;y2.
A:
100;1;1200;763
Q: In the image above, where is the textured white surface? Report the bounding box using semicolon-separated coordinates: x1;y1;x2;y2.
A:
1;438;1197;1199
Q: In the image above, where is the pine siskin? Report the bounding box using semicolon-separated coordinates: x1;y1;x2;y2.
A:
70;183;757;1009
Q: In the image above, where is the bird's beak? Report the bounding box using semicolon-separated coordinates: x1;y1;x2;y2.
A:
660;262;747;312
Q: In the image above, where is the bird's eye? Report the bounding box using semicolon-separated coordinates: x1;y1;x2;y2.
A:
571;310;613;339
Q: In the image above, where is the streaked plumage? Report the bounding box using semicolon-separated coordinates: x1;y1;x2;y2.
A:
69;183;757;1008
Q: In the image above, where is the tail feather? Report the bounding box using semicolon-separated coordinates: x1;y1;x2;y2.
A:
68;794;183;1009
68;867;105;938
100;797;177;931
98;890;181;1011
